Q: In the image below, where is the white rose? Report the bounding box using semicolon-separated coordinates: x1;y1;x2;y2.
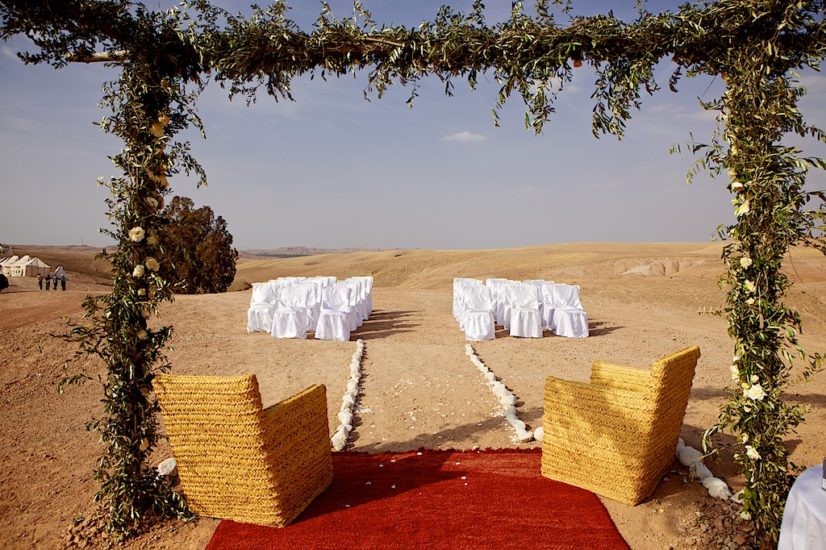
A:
750;375;759;384
744;280;756;293
745;384;766;401
132;264;145;278
729;364;739;381
145;257;160;272
128;226;145;242
746;298;755;305
741;433;749;443
740;256;752;269
736;200;750;216
731;181;744;192
745;445;760;460
740;511;751;521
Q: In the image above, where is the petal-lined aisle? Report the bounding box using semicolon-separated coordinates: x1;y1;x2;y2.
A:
349;288;526;452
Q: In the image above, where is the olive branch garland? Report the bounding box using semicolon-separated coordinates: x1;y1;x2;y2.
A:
2;0;824;543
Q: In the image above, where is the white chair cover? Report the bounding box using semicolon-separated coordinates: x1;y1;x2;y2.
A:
298;281;323;329
523;279;547;324
246;282;278;333
454;279;483;329
550;284;589;338
540;282;556;330
508;283;542;338
315;285;352;341
500;281;523;329
485;278;509;326
461;285;495;341
343;280;362;331
271;284;316;339
454;278;479;322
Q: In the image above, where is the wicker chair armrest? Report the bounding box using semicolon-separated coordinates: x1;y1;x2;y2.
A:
589;361;653;392
259;384;333;526
545;376;656;432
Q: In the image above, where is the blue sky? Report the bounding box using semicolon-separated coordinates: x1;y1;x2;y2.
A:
1;1;824;249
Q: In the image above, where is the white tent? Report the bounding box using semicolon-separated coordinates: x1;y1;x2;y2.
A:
7;255;30;277
3;255;51;277
19;257;51;277
0;255;20;276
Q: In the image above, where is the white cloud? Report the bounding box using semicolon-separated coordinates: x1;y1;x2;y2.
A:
441;131;487;142
2;46;20;61
648;103;718;122
797;73;826;92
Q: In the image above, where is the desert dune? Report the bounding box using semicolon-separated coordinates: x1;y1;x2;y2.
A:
1;242;824;549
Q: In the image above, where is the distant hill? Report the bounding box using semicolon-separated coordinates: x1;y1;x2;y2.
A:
240;246;383;259
231;242;826;292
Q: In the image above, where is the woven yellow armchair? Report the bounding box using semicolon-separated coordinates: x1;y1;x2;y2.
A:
153;373;334;527
541;346;701;505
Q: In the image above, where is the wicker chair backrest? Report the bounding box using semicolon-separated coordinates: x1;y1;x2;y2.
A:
153;373;274;519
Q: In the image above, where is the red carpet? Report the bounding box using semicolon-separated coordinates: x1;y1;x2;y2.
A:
206;449;628;550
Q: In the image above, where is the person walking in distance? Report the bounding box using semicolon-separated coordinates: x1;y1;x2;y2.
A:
60;272;66;291
52;271;59;290
45;273;51;290
37;273;43;290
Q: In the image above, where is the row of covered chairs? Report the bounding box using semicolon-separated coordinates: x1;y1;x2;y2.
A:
247;276;373;341
453;278;589;341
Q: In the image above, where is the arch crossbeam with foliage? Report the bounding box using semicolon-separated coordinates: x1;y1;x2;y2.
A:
1;0;824;544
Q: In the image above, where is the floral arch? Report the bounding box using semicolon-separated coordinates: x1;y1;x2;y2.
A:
1;0;824;543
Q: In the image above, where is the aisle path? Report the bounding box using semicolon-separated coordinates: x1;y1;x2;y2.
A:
348;287;523;452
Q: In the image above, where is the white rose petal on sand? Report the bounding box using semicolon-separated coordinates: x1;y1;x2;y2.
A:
465;344;533;442
676;439;732;500
331;340;365;451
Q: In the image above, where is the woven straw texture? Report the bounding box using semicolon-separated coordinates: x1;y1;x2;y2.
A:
153;373;333;527
541;346;701;505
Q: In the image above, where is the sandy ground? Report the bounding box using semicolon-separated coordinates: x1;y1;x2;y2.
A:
1;242;824;549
